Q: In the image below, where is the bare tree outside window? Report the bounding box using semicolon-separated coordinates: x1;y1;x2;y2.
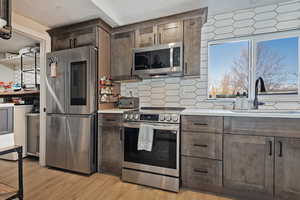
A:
208;41;249;99
255;37;298;94
208;37;299;99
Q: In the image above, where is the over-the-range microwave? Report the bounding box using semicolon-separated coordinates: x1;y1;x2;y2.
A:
133;42;183;78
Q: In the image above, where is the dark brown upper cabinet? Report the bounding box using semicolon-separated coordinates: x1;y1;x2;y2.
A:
135;25;156;48
111;31;136;81
157;21;183;45
50;27;97;51
48;19;112;51
135;21;183;48
183;17;203;76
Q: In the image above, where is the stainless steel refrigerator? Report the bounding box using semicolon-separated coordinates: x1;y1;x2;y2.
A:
46;46;97;174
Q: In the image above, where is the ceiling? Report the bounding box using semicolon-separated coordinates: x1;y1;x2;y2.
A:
13;0;293;28
0;31;38;53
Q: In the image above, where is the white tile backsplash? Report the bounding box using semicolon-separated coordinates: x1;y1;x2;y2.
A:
121;0;300;110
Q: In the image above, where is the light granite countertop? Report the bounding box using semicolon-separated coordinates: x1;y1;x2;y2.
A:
181;108;300;119
0;103;14;108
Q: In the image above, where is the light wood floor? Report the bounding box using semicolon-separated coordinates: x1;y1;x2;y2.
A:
0;159;233;200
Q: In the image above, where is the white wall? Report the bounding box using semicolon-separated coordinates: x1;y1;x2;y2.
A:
0;64;14;83
12;12;51;166
121;0;300;110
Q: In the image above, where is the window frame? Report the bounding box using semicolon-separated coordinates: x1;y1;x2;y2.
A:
207;30;300;102
207;39;252;100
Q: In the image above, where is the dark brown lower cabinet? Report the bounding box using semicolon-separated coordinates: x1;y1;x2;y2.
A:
99;126;123;176
224;134;274;198
275;137;300;200
181;156;222;192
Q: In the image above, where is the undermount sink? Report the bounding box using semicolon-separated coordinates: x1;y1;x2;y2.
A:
232;110;300;114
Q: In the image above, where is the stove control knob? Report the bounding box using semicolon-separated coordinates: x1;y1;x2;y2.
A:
172;115;179;122
165;114;171;121
159;115;165;121
124;114;128;120
129;114;134;120
134;114;139;120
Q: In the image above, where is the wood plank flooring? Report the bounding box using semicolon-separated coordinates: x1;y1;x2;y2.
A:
0;159;233;200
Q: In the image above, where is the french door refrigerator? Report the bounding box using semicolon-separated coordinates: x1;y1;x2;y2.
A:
46;46;97;174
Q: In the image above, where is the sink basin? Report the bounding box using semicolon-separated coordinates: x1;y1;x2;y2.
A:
232;110;300;114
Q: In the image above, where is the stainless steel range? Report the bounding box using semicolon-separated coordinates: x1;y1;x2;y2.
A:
122;107;185;192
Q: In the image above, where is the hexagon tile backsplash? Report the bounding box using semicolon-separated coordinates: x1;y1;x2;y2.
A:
121;0;300;110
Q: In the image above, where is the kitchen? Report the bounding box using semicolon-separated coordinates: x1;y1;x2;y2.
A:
1;0;300;199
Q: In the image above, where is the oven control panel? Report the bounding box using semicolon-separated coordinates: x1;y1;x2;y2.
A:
124;112;180;123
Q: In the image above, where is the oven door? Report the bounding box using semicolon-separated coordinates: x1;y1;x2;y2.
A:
123;122;179;177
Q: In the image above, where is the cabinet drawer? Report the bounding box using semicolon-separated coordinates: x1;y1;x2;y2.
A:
182;116;223;133
182;156;223;190
98;114;122;127
182;132;222;160
224;117;300;138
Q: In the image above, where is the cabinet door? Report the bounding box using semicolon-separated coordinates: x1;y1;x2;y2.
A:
0;107;13;135
224;134;274;197
275;138;300;200
157;21;183;45
183;17;202;76
73;27;96;48
100;126;123;176
52;34;73;51
135;26;156;48
111;31;135;80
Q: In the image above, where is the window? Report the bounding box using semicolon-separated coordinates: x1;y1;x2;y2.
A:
208;32;300;99
208;41;250;98
256;37;299;95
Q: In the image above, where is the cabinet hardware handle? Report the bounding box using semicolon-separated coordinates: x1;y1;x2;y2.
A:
159;33;162;44
194;169;208;174
194;144;208;148
69;39;72;48
194;123;208;126
279;141;283;157
185;62;188;74
120;128;123;141
105;119;116;122
73;38;77;48
269;141;272;156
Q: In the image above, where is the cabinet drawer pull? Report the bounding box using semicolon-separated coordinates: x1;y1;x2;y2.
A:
279;141;283;157
269;141;272;156
105;119;117;122
194;123;208;126
159;33;162;44
120;128;123;141
194;169;208;174
69;39;72;48
73;38;77;48
185;62;188;74
193;144;208;148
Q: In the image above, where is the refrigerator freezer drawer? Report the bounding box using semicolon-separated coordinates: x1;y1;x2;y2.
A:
46;114;96;174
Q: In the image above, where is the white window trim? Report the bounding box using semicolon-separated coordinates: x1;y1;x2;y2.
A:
207;30;300;102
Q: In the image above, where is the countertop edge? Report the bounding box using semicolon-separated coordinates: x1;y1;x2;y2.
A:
181;109;300;119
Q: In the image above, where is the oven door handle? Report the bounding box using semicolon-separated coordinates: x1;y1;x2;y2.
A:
123;122;179;131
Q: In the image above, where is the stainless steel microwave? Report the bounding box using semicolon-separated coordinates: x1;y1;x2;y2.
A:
133;42;183;78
